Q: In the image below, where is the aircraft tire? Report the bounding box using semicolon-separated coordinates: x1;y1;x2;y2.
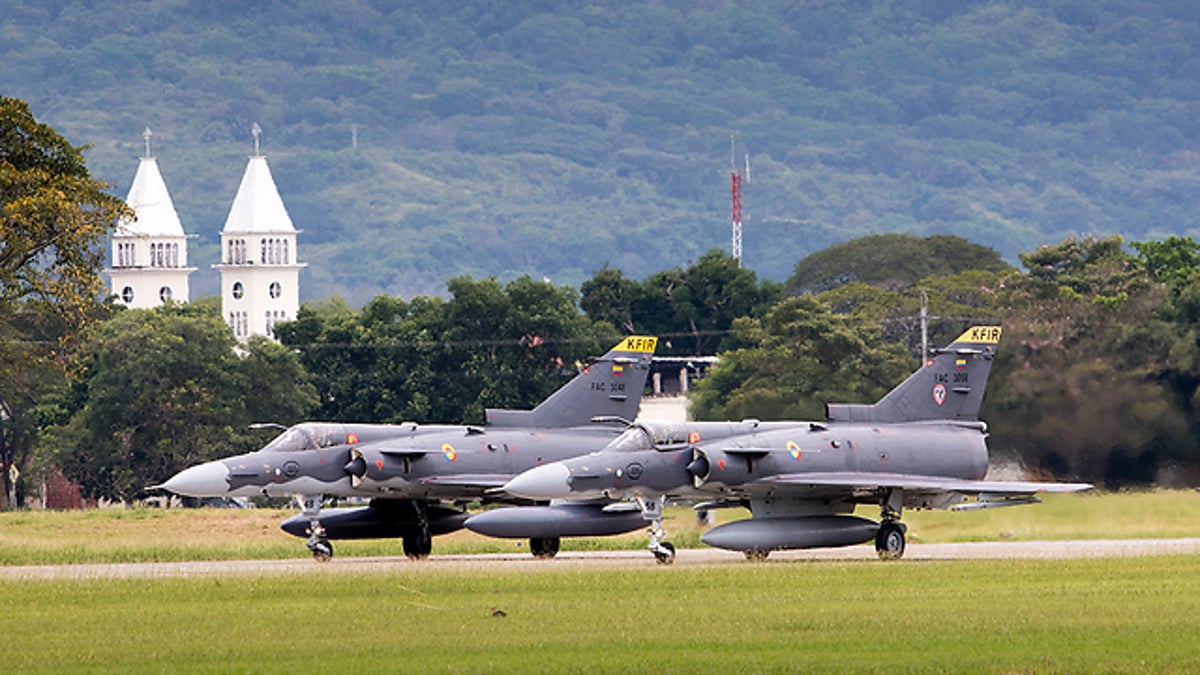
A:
310;539;333;563
653;542;676;565
403;531;432;560
529;537;560;559
875;521;906;561
743;549;770;562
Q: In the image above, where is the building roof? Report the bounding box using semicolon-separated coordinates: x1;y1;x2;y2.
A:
118;157;186;237
222;155;295;233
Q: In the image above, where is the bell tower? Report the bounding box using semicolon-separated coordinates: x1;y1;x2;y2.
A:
214;124;305;341
106;128;194;308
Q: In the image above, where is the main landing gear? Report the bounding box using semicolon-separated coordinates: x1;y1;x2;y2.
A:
875;490;907;561
529;537;561;559
402;501;433;560
637;496;675;565
298;495;333;562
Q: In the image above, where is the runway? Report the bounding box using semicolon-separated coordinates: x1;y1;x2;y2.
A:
3;538;1199;580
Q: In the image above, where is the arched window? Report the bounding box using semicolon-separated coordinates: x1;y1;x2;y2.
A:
283;239;289;264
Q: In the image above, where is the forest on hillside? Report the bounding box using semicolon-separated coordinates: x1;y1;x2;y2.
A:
5;1;1200;303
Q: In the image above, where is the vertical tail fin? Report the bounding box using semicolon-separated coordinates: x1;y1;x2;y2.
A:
826;326;1002;423
485;336;658;428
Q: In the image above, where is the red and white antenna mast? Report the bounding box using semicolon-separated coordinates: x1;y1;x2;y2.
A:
730;133;748;267
730;134;742;265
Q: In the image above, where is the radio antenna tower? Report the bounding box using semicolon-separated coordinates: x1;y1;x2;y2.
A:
730;134;745;266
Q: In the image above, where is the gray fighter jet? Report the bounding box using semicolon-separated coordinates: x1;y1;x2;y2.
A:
158;336;658;560
501;326;1092;563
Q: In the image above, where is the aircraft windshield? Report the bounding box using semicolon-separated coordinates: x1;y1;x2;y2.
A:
606;427;657;454
259;423;348;452
605;422;695;454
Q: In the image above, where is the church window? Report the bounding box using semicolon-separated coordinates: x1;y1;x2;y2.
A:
229;239;246;264
283;239;289;264
269;281;281;299
121;286;134;304
232;281;244;300
159;286;173;302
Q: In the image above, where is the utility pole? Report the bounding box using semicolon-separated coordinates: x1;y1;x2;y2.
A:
920;289;929;360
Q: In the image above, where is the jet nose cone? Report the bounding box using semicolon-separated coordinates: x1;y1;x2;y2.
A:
158;461;230;497
503;463;572;500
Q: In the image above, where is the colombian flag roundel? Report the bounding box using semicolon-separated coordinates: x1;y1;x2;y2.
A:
442;443;457;463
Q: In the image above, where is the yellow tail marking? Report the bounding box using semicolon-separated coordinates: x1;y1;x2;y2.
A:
614;336;658;353
954;326;1002;344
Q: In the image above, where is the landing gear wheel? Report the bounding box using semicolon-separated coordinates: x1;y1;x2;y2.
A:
652;541;676;565
529;537;560;559
875;521;907;560
403;530;432;560
308;538;333;562
744;549;770;562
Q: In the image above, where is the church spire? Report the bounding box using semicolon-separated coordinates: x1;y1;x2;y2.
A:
106;131;194;308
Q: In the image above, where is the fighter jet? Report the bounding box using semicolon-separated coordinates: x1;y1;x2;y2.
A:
501;326;1092;563
158;336;658;561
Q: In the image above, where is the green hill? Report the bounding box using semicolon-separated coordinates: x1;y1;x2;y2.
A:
4;1;1200;304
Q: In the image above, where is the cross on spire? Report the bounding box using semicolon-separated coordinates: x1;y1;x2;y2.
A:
143;127;153;158
252;122;262;156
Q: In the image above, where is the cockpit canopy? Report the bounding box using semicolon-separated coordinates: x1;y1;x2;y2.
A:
259;423;353;453
605;421;697;454
257;422;425;453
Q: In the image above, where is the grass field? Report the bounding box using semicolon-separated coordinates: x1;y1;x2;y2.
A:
3;491;1200;671
1;489;1198;566
3;556;1200;672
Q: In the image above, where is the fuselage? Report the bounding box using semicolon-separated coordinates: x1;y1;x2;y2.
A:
163;421;632;501
506;419;990;502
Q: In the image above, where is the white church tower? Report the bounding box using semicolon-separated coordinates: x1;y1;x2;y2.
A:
107;128;194;308
215;125;305;341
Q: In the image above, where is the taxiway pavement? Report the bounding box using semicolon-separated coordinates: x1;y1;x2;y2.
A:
2;538;1198;580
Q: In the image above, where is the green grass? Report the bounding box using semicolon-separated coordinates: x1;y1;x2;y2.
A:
2;490;1198;566
4;556;1200;672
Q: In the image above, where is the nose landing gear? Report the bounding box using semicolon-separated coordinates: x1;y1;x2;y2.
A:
637;496;676;564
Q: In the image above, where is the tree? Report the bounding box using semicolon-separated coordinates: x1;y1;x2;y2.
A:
816;269;1007;357
581;250;783;357
785;234;1012;296
690;295;911;421
279;276;609;426
46;304;317;501
0;97;129;507
985;236;1198;486
580;266;636;334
